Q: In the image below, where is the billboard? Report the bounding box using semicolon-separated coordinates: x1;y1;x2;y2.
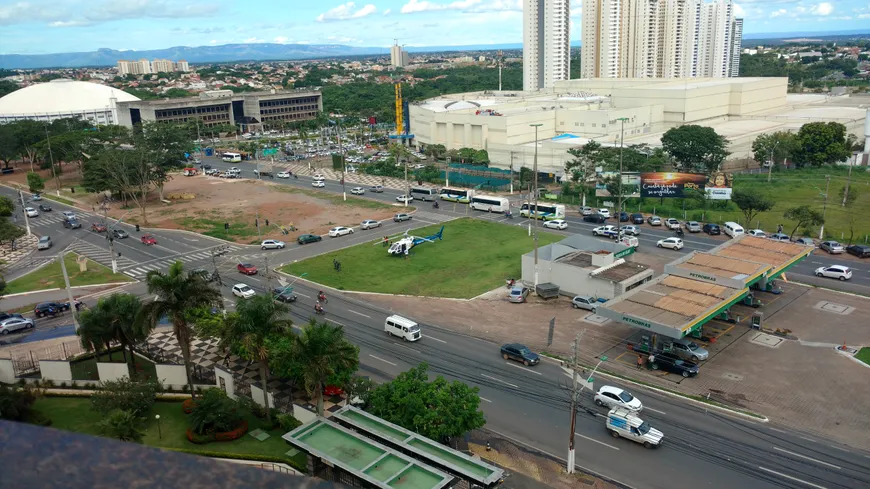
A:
595;172;642;198
704;172;733;200
640;172;707;198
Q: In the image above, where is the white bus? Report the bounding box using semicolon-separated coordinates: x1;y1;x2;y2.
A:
440;187;475;203
221;152;242;163
519;201;566;220
470;195;510;213
410;186;438;201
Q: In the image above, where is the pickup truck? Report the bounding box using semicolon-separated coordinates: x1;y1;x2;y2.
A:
592;225;620;238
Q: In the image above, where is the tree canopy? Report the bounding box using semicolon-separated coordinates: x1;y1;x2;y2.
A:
731;189;775;227
783;205;825;239
661;125;730;174
792;122;852;168
751;131;799;166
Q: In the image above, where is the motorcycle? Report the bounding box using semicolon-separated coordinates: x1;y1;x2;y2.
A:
314;307;326;315
318;294;328;304
505;279;517;289
675;229;684;237
505;211;513;219
433;202;440;209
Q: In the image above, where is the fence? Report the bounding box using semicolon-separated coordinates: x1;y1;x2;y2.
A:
5;339;87;377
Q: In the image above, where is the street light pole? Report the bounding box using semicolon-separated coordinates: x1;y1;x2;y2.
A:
616;117;629;240
59;248;80;332
18;191;32;237
767;141;779;183
819;175;830;240
530;123;543;288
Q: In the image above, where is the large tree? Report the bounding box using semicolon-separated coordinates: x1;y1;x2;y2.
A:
792;122;851;168
0;196;15;217
83;148;160;223
137;262;222;398
135;121;195;200
731;189;775;228
0;124;20;169
78;293;151;364
219;295;293;423
661;125;730;174
751;131;799;167
783;205;825;239
366;363;486;442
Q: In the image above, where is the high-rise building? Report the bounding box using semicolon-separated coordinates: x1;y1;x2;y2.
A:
523;0;571;91
390;42;409;68
151;59;174;73
117;59;191;75
580;0;742;79
176;60;190;72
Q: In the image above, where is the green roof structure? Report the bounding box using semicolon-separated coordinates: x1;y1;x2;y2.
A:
331;406;504;486
283;417;453;489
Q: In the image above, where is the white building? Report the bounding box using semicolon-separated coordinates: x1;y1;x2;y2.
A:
523;0;571;91
390;43;410;68
730;18;743;77
0;79;140;125
175;60;190;72
117;59;190;75
152;59;174;73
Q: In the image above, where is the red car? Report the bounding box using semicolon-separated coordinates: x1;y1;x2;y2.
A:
91;223;107;233
237;263;258;275
141;234;157;245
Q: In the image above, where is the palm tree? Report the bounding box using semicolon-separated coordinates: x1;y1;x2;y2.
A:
219;295;292;423
137;261;222;398
289;320;359;416
78;293;150;364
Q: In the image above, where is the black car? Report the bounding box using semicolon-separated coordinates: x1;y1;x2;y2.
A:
583;214;607;224
702;223;721;235
650;351;699;378
630;213;644;224
0;312;24;322
272;287;298;303
619;212;629;222
63;218;81;229
112;229;129;239
297;234;322;245
500;343;540;366
33;302;70;318
38;203;52;212
846;245;870;258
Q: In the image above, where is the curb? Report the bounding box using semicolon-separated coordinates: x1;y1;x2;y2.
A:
538;354;769;423
2;282;135;299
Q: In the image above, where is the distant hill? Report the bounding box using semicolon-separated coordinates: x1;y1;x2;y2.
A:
743;30;870;45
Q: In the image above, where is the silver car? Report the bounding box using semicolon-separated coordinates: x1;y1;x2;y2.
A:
37;236;52;250
0;317;35;335
361;220;381;230
685;221;702;233
572;295;599;312
508;286;530;303
670;338;709;362
819;241;844;254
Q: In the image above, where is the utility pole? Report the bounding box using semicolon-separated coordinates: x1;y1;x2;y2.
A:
18;191;32;237
842;158;854;207
566;331;583;474
766;140;779;184
497;50;504;92
509;151;514;195
264;255;272;291
530;123;542;287
404;151;410;207
44;125;61;197
59;249;80;332
337;118;347;201
616;117;628;240
256;208;262;240
819;175;831;240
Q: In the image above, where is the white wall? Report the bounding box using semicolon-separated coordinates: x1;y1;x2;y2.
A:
214;366;236;399
0;358;15;384
250;384;275;409
155;364;188;388
39;360;73;382
96;362;129;382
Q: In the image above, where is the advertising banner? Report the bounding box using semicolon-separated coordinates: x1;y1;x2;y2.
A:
595;172;642;198
704;172;733;200
640;172;707;198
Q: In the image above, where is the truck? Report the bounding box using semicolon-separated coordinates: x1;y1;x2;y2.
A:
592;225;620;238
606;407;663;449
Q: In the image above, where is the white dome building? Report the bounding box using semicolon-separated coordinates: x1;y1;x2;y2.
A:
0;79;140;125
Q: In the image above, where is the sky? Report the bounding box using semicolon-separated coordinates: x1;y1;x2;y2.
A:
1;0;869;55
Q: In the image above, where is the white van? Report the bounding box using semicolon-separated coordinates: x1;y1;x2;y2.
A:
606;407;663;449
723;221;744;238
313;174;325;182
385;315;421;342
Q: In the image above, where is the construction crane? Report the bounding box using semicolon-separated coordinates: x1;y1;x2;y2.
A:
394;80;404;138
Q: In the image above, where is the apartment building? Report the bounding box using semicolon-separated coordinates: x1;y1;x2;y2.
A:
523;0;571;90
390;43;410;68
117;59;191;75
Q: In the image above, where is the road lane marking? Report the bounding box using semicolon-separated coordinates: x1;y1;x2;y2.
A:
296;292;311;298
369;355;396;366
644;407;667;415
773;447;841;469
505;362;542;375
768;427;788;434
828;445;850;453
481;373;519;388
392;342;420;353
574;433;619;451
326;318;346;327
757;467;828;489
348;309;371;318
800;436;816;442
479;397;492;403
425;335;447;343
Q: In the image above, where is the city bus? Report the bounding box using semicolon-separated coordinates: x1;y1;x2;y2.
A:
470;195;510;213
440;187;475;203
519;201;566;220
410;186;438;201
221;152;242;163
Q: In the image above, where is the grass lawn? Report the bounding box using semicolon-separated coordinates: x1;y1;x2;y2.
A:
856;347;870;366
5;253;129;295
281;217;562;298
33;396;307;469
69;349;158;381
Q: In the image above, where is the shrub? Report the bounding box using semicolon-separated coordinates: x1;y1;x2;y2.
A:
188;388;242;436
185;420;248;444
91;377;160;418
0;384;39;422
277;413;302;432
182;398;197;414
98;409;144;443
235;395;265;418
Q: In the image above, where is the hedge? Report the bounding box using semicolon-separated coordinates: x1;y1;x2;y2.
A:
186;420;249;444
163;448;307;472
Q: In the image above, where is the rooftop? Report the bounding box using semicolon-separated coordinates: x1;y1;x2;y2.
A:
673;253;770;283
711;236;813;277
595;260;652;282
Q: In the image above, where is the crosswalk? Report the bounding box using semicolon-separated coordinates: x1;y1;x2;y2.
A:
66;240;139;271
120;246;244;279
21;211;103;228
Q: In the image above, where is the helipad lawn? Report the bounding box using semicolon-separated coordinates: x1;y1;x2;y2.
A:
281;217;561;299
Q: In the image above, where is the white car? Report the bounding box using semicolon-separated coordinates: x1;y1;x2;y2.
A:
747;229;766;237
24;207;39;217
594;386;643;412
657;237;684;250
260;239;285;250
351;187;365;195
277;171;290;178
543;219;568;230
665;218;681;230
312;181;325;188
313;174;325;181
396;195;413;203
814;265;852;281
328;226;354;237
361;220;381;230
598;208;611;218
621;225;640;236
232;284;256;299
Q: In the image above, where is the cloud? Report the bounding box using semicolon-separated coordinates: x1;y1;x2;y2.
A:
811;2;833;15
273;36;289;43
466;0;521;12
383;8;391;15
733;3;744;17
243;37;265;43
1;0;220;27
316;2;377;22
48;20;91;27
401;0;481;14
770;8;787;17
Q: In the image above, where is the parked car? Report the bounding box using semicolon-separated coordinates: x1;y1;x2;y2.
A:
598;209;611;218
361;220;381;230
657;237;684;250
583;214;607;224
0;317;35;335
351;187;365;195
814;265;852;281
370;185;384;193
685;221;702;233
846;245;870;258
617;225;638;236
650;352;699;378
297;234;322;245
647;215;662;226
594;386;643;411
232;284;256;299
37;236;52;250
768;233;790;242
393;213;412;222
261;239;285;250
237;263;258;275
592;225;619;238
580;206;594;216
665;218;681;230
140;234;157;245
0;312;23;322
112;229;129;239
572;295;599;312
543;219;568;230
500;343;539;366
396;195;413;203
630;213;644;224
63;218;81;229
328;226;354;237
670;338;709;362
312;181;325;188
34;302;69;318
24;207;39;217
508;286;530;303
91;223;107;233
794;237;815;246
820;241;845;254
747;229;766;237
703;223;721;235
38;203;52;212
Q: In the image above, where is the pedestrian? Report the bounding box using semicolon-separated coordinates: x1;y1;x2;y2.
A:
265;219;269;227
648;353;655;369
636;355;643;369
337;261;342;272
777;223;783;234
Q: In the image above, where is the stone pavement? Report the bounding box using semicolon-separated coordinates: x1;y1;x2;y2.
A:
0;234;38;268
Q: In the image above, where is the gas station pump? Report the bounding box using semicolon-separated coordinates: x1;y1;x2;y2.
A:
751;312;763;329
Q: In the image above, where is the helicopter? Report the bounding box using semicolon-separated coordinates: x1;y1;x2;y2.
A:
378;226;445;256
